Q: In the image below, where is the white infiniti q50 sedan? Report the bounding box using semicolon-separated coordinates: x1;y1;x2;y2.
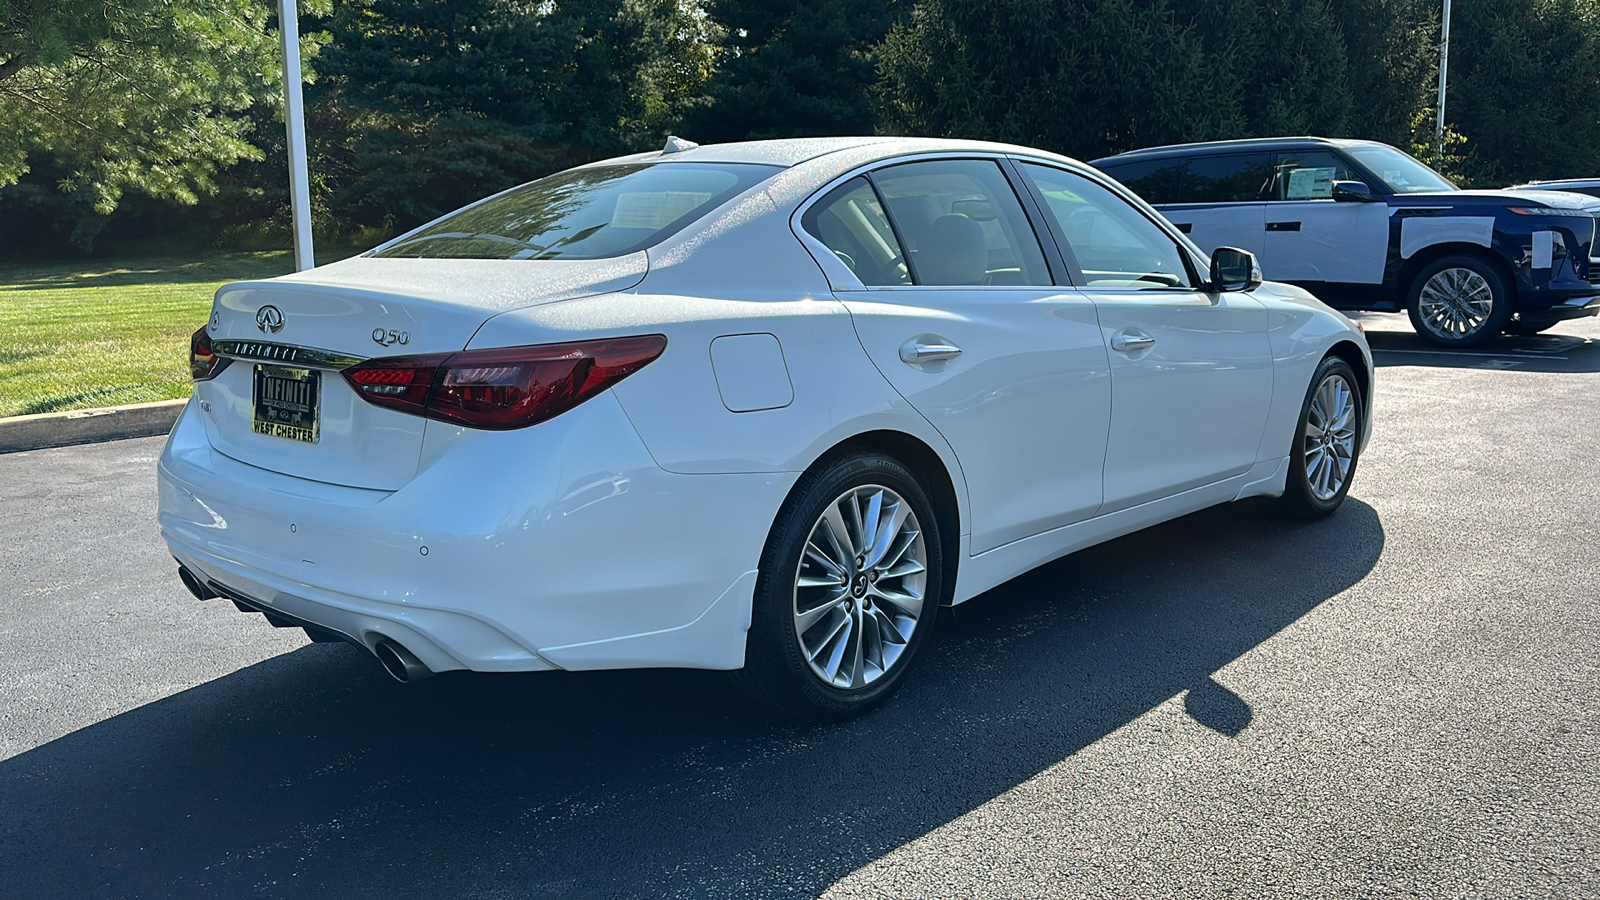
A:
158;136;1372;718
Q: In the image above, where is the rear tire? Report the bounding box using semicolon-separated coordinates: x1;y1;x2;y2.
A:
732;452;943;720
1280;357;1363;520
1406;254;1513;347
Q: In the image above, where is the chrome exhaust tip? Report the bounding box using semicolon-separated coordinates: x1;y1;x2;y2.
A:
373;639;433;683
176;564;216;601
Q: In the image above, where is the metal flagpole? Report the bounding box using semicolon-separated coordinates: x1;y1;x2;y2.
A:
1436;0;1451;159
279;0;315;271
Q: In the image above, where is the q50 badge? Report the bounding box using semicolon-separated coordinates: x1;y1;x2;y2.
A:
372;328;410;347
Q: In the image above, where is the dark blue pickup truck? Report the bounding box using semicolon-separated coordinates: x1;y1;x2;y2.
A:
1094;137;1600;345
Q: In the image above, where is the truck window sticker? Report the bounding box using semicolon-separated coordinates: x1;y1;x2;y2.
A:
1285;167;1338;200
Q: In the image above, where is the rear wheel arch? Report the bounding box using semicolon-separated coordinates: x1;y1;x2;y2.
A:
736;434;960;717
793;430;962;607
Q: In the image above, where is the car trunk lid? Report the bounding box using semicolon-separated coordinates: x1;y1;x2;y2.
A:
201;255;646;490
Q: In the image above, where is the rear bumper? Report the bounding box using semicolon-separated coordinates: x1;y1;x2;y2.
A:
167;537;552;673
157;394;790;673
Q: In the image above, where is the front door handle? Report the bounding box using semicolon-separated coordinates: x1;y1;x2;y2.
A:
1111;333;1156;353
899;340;963;364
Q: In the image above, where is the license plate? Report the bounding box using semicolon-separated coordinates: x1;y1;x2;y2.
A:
252;365;320;443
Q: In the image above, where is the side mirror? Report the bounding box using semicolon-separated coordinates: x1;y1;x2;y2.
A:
1210;247;1262;292
1331;180;1380;202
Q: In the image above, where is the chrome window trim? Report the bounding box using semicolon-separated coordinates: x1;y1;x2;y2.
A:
832;284;1069;293
791;148;1214;293
818;282;1200;296
791;150;1064;293
1152;200;1272;208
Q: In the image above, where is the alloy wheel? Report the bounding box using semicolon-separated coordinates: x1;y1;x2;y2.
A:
1417;266;1495;340
792;485;927;689
1303;373;1358;501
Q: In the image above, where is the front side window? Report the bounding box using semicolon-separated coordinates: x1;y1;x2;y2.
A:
1179;153;1276;204
1271;150;1364;200
372;162;778;260
1343;144;1457;194
870;159;1052;286
1020;162;1194;289
801;177;910;286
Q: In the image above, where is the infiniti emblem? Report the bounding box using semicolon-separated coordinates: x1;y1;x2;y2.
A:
256;305;285;334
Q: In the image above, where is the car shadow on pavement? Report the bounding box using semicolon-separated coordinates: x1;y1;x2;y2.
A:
1365;329;1600;373
0;499;1383;899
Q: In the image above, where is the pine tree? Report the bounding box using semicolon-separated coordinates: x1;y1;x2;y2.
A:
1327;0;1436;146
876;0;1227;160
691;0;908;142
320;0;715;227
0;0;290;217
1445;0;1600;183
1183;0;1355;138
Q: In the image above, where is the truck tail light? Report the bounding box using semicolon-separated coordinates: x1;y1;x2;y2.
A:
342;334;667;430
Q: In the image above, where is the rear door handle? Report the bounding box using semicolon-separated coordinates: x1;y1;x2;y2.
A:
899;340;963;364
1265;221;1302;232
1111;333;1156;353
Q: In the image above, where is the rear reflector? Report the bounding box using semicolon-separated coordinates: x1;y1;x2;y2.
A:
190;326;231;381
343;334;667;430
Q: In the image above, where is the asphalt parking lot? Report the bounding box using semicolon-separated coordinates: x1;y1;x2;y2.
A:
2;312;1598;899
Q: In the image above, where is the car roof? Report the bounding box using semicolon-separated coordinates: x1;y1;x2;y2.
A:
1516;178;1600;189
1092;136;1393;165
591;136;1080;169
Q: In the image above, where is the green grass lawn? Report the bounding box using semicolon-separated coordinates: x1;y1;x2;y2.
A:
0;250;321;418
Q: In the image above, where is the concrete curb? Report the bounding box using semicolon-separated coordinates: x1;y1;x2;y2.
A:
0;399;187;454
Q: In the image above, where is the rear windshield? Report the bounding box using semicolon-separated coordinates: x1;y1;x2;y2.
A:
371;162;779;260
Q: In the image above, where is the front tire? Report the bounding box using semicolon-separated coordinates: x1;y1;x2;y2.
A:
733;452;943;720
1406;254;1513;347
1281;357;1363;519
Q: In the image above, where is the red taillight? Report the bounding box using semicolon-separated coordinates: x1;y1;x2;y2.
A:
342;334;667;430
190;326;230;381
342;353;446;417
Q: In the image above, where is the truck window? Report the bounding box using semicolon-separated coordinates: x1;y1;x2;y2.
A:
1180;153;1275;204
1097;158;1186;205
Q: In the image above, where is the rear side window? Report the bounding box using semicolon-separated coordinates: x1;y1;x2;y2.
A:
801;178;911;286
1270;150;1364;200
870;159;1052;286
1097;158;1186;205
371;162;777;260
1180;153;1275;204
